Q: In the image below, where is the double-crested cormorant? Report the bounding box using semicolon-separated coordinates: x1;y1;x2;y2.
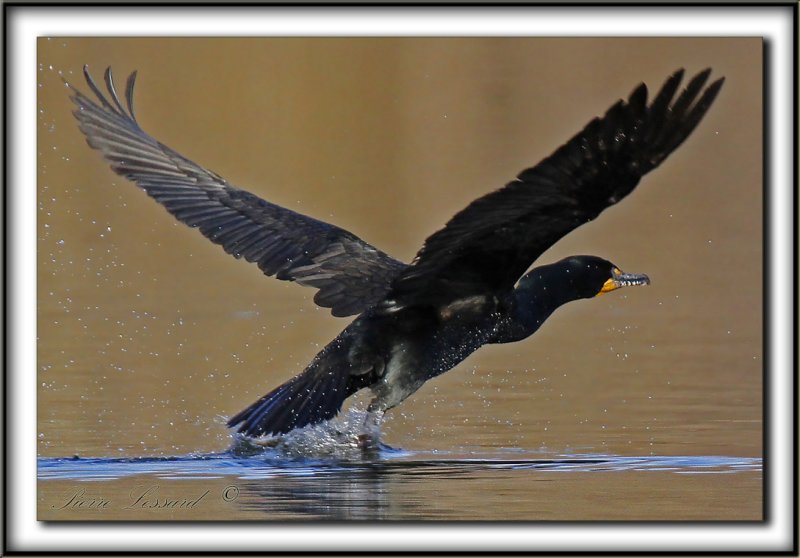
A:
69;66;723;439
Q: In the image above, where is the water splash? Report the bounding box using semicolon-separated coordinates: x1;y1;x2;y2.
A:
228;406;390;460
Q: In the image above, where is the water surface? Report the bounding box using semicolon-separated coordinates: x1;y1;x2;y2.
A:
39;445;762;520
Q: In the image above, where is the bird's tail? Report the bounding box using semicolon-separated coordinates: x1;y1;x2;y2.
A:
227;353;358;438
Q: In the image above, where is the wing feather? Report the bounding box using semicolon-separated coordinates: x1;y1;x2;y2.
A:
69;66;406;317
389;68;724;307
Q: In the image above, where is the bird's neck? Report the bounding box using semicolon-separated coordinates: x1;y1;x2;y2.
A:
493;265;586;344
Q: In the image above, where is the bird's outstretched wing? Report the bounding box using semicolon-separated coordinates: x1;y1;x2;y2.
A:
388;68;724;308
69;66;406;317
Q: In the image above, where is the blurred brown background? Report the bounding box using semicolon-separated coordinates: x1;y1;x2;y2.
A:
38;38;761;464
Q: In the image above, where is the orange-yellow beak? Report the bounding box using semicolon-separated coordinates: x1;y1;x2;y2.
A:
597;267;651;296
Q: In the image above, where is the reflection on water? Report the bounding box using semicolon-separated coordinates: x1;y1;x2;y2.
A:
38;451;762;481
38;449;761;520
38;403;762;520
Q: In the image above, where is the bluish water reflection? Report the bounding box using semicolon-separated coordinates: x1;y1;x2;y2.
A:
39;450;761;482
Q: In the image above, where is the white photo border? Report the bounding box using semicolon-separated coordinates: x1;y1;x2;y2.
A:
7;4;795;554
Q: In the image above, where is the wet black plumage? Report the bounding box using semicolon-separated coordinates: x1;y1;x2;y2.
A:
69;66;723;438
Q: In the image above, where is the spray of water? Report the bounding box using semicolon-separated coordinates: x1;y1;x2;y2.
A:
227;405;390;460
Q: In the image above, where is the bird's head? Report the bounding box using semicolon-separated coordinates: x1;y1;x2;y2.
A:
506;256;650;341
518;255;650;302
558;255;651;299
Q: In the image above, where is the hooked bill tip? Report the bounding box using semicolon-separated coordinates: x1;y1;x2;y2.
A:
619;272;650;287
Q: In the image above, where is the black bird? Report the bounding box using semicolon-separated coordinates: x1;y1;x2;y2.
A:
69;66;723;439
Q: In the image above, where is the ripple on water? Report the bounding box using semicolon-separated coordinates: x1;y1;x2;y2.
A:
38;407;762;481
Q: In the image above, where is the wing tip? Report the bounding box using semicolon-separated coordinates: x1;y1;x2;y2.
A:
628;82;648;107
76;64;141;125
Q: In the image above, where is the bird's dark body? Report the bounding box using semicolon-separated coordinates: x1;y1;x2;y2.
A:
69;65;724;439
226;258;609;436
229;293;506;435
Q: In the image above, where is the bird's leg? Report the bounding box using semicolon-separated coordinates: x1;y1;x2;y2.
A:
357;403;385;450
